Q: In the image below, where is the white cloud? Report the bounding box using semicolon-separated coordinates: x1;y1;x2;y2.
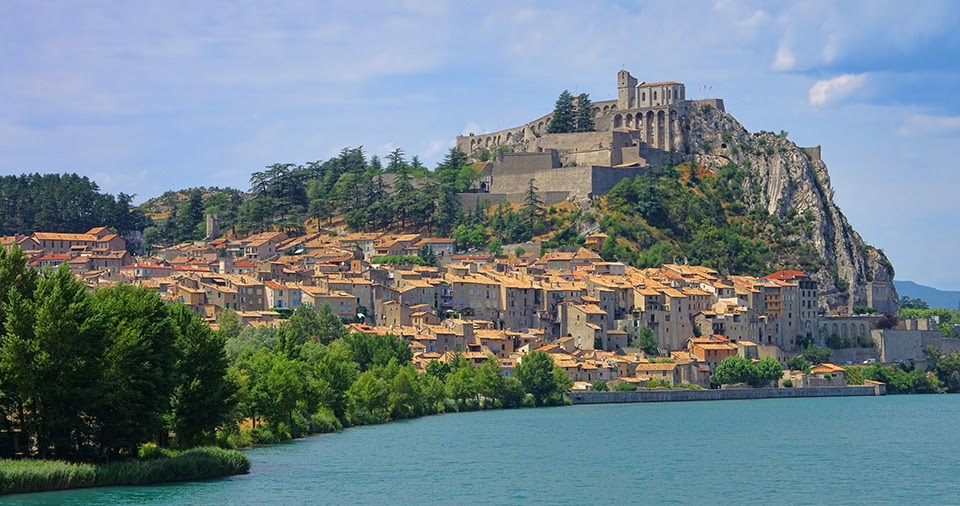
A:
899;114;960;136
423;138;453;158
772;44;796;70
808;74;867;106
821;34;838;64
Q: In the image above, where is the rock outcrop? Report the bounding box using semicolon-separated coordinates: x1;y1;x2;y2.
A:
681;103;897;313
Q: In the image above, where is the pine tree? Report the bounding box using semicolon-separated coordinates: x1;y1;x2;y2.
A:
386;148;405;173
575;93;596;132
547;90;576;134
521;179;544;234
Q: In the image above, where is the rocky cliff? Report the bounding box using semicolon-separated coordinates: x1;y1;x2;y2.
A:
681;103;897;312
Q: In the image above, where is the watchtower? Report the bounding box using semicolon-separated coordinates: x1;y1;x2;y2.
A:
617;69;638;110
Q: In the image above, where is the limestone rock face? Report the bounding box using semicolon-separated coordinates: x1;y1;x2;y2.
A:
682;104;898;313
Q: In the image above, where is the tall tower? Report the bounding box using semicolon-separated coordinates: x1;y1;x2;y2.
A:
617;69;637;110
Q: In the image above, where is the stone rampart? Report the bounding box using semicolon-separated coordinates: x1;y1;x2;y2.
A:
455;99;620;157
458;191;570;209
568;385;884;404
829;347;881;365
491;165;647;200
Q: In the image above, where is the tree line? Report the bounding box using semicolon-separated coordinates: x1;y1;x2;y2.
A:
144;147;482;246
0;173;148;238
0;247;233;461
216;304;573;444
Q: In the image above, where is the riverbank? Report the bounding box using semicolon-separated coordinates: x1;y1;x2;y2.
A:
568;384;885;404
0;447;250;496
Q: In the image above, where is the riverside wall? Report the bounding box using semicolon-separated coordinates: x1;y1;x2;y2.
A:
568;385;884;404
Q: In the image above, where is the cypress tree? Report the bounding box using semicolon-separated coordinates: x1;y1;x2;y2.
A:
546;90;576;134
574;93;596;132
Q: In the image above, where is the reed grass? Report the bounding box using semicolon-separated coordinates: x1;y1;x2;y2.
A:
0;447;250;495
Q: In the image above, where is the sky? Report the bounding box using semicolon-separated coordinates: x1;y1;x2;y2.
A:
1;1;959;288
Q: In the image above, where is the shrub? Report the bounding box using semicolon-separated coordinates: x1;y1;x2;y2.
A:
248;427;280;445
783;379;793;388
615;382;638;392
310;408;343;434
137;443;174;461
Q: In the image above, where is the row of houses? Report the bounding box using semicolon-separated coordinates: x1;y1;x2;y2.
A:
4;226;879;388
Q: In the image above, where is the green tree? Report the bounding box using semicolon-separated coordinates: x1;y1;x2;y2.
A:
313;343;359;423
476;357;505;407
634;326;659;355
753;357;784;387
93;284;178;457
591;380;609;392
711;356;757;387
787;355;812;373
348;371;390;424
217;308;242;340
801;345;832;365
388;366;419;419
453;223;487;250
1;264;102;459
418;244;438;267
517;350;569;406
445;365;478;409
926;346;960;392
487;237;503;257
899;296;930;310
312;303;348;345
521;179;544;234
167;304;237;448
546;90;576;134
416;373;446;414
341;332;412;372
500;376;526;408
574;93;595;132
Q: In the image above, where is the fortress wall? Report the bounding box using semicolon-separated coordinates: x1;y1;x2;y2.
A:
801;146;822;163
493;165;596;198
690;98;725;112
572;149;614;168
591;167;648;196
496;151;559;172
458;191;570;209
533;131;612;153
620;147;642;166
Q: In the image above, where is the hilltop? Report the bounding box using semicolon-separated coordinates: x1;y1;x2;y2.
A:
454;72;897;313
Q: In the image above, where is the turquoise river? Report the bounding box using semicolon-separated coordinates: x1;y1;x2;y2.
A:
7;395;960;505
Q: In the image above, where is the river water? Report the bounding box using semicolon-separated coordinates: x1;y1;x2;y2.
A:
7;395;960;505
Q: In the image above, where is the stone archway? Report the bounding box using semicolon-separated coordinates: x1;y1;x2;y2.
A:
646;111;655;146
656;110;666;149
669;109;679;151
613;114;623;128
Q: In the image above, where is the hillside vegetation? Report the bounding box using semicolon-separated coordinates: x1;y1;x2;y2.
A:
598;162;822;276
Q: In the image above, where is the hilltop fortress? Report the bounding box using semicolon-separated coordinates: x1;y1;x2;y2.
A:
456;70;725;204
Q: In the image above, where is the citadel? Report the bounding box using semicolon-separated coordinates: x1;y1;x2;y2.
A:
455;69;725;205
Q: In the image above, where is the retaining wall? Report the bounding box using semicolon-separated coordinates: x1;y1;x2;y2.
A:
568;385;884;404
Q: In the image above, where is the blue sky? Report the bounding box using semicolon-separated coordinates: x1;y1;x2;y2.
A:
2;1;959;289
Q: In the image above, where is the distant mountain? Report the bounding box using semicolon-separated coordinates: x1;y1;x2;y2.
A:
894;280;960;310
